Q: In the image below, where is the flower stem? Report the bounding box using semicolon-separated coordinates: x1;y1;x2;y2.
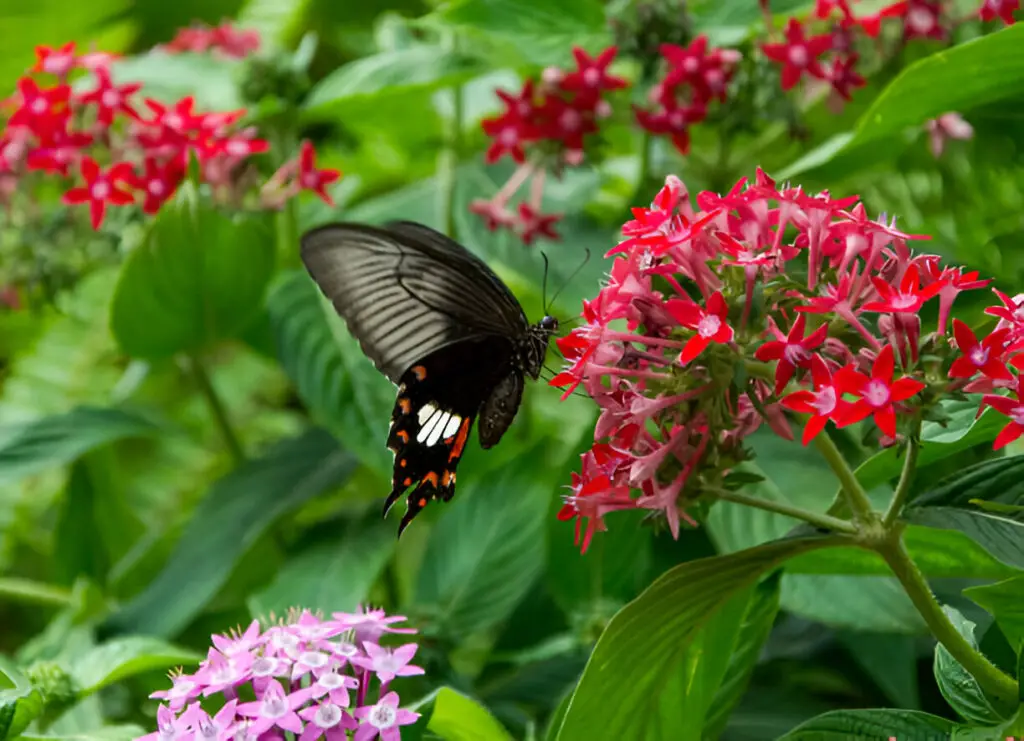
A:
710;488;859;534
877;535;1019;704
813;431;876;521
187;352;245;465
883;418;921;526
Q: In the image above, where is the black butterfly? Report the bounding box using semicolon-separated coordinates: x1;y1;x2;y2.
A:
300;220;558;535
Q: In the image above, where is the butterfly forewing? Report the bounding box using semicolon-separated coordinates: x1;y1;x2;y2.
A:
300;221;529;383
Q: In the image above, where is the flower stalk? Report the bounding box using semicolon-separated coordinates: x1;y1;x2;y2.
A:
186;352;245;465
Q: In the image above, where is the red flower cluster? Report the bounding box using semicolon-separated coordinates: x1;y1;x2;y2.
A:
0;39;341;230
553;169;1019;552
161;20;261;59
472;47;629;245
634;36;742;155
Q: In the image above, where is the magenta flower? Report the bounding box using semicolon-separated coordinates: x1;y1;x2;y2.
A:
351;643;425;684
137;608;423;741
353;692;420;741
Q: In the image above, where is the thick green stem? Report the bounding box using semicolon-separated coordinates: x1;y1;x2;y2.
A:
813;431;876;521
883;419;921;526
711;488;859;535
188;353;245;465
878;536;1019;704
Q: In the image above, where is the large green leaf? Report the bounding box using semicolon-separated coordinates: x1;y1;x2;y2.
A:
434;0;611;68
965;574;1024;652
0;407;164;489
70;636;201;695
266;270;394;477
103;427;357;637
427;688;514;741
414;445;552;638
850;25;1024;150
913;455;1024;510
778;709;956;740
933;606;1012;724
702;577;782;739
248;519;396;617
555;535;838;741
111;181;276;360
303;46;487;119
905;507;1024;570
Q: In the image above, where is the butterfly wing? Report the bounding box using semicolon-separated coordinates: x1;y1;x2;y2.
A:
300;221;533;534
300;221;530;384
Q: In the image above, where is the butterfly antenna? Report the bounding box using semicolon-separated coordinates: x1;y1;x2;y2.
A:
541;251;552;316
547;247;592;316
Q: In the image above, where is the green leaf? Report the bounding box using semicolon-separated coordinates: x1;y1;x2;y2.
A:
434;0;611;67
266;271;394;477
303;46;486;118
414;446;552;637
965;575;1024;654
850;25;1024;150
103;427;357;637
248;520;396;617
778;709;956;740
703;577;782;739
904;507;1024;570
854;403;1006;494
18;726;147;741
110;182;276;360
0;407;164;489
934;606;1011;724
54;451;143;588
913;455;1024;510
70;637;201;695
426;687;514;741
555;535;837;741
781;574;925;633
0;656;44;740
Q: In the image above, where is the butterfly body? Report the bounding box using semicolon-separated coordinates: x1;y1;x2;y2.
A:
300;221;556;534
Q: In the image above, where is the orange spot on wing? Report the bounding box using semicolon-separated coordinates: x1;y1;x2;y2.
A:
442;470;454;487
423;471;439;488
397;430;409;443
399;458;407;468
398;398;411;414
411;365;427;381
403;477;412;487
449;418;470;462
417;497;427;507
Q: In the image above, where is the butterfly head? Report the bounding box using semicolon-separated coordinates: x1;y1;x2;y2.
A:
520;315;559;380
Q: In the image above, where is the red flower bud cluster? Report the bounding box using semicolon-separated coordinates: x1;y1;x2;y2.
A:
634;36;743;155
161;19;261;59
553;170;1017;553
0;39;340;232
471;47;629;246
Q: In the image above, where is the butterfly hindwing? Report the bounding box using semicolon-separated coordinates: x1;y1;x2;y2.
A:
382;337;517;533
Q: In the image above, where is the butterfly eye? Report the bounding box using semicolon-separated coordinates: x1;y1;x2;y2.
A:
540;315;559;332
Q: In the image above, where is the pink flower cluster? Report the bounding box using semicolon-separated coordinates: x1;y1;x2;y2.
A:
553;170;1020;552
140;609;423;741
635;36;742;155
161;19;261;59
471;47;628;245
0;38;340;231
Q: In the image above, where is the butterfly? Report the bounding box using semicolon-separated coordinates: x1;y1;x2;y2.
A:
300;220;558;535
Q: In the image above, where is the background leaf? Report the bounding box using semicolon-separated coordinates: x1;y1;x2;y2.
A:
965;575;1024;652
778;709;957;740
70;636;201;694
111;183;276;360
426;687;514;741
102;427;356;637
933;605;1011;725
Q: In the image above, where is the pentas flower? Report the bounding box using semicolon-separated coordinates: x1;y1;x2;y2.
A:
261;140;343;208
62;157;135;229
635;36;742;156
925;112;974;158
760;19;834;91
138;607;423;741
471;46;627;245
979;0;1020;24
162;20;261;58
552;169;1014;552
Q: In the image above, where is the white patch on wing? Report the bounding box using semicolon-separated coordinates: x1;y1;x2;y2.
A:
417;403;438;426
414;403;463;447
442;414;462;439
